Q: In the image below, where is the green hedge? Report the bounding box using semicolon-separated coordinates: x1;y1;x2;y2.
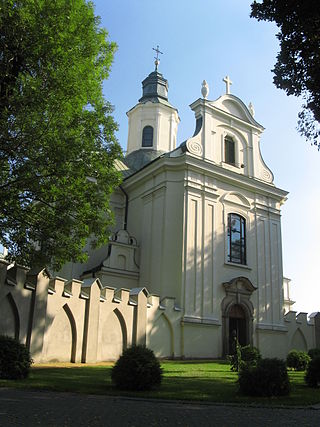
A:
305;356;320;388
308;348;320;360
286;350;310;371
238;358;290;397
111;345;162;391
0;335;33;379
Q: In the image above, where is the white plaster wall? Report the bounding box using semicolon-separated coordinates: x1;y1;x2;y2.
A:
148;313;173;358
97;310;123;361
182;323;221;358
45;308;73;362
257;330;288;359
146;295;182;358
285;312;315;352
0;295;16;338
95;288;135;361
0;263;33;344
42;279;86;363
125;168;185;302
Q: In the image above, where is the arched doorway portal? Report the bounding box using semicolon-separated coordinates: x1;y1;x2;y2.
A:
221;277;256;356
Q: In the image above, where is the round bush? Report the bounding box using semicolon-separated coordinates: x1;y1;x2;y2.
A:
308;348;320;360
305;356;320;388
286;350;310;371
111;345;162;391
240;345;261;367
0;335;33;379
238;358;290;397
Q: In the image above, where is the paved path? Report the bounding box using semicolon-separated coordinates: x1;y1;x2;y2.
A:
0;388;320;427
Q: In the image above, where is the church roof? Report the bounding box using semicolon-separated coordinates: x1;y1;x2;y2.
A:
125;68;177;113
114;151;168;179
139;70;168;103
123;149;165;174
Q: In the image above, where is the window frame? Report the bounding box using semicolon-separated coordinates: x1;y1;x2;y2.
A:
224;135;236;166
142;125;154;148
227;213;246;265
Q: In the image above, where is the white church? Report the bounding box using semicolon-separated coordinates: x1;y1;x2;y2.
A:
0;60;319;363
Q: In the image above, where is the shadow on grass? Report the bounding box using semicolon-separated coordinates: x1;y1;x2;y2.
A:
0;361;319;406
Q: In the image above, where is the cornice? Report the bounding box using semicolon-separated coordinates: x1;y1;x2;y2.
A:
122;153;288;202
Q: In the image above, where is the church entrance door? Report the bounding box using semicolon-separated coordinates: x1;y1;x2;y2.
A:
221;277;256;356
228;304;248;351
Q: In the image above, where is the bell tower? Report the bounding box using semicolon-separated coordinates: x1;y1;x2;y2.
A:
125;47;180;165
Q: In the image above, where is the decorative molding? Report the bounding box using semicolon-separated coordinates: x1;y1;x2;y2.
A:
220;191;251;209
182;315;221;326
186;140;203;156
223;276;257;297
256;323;288;332
260;169;273;183
224;262;252;271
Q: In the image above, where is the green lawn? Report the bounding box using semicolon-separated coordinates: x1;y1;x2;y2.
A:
0;360;319;406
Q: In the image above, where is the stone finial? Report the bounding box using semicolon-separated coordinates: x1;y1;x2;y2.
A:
201;80;209;99
248;102;255;117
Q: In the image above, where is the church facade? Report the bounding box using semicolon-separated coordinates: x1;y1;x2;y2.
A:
0;66;319;363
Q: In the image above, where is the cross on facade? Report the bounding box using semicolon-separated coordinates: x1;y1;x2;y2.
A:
223;75;233;94
152;45;163;71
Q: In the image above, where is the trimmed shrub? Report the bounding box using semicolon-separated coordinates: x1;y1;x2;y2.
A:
308;348;320;360
240;345;261;367
228;339;242;372
0;335;33;379
286;350;310;371
228;344;261;372
111;345;162;391
238;358;290;397
305;356;320;388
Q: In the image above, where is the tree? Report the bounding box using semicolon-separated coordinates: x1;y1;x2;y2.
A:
0;0;122;270
250;0;320;148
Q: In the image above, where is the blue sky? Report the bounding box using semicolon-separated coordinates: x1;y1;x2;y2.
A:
94;0;320;314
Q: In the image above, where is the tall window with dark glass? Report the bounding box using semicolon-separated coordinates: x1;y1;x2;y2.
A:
225;136;235;165
142;126;153;147
227;213;246;264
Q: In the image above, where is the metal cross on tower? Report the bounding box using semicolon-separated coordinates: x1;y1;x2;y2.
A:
153;45;163;71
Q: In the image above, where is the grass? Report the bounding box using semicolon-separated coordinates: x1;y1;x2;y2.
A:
0;360;320;406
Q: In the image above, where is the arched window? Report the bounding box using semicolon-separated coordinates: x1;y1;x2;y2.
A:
227;213;246;264
224;136;235;165
142;126;153;147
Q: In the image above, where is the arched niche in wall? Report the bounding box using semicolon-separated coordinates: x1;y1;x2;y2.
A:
149;312;174;358
0;292;20;340
291;328;308;352
114;308;128;351
98;308;127;361
46;303;77;363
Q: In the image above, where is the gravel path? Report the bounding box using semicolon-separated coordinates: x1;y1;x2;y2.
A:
0;388;320;427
